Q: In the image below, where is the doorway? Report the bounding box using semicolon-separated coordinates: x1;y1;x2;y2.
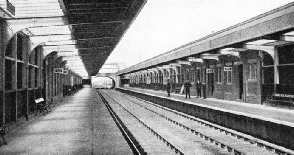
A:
238;65;243;100
207;71;214;97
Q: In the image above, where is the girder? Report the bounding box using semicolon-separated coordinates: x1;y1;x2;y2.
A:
4;0;147;76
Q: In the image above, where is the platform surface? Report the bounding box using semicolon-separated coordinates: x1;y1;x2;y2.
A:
123;87;294;124
0;88;132;155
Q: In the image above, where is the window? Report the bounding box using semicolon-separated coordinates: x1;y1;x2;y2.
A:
17;62;23;89
186;69;189;81
170;69;176;83
150;73;153;83
165;70;169;77
190;69;195;82
196;69;201;81
35;68;38;87
5;38;13;57
216;67;222;83
180;68;184;83
248;63;257;80
159;71;163;83
202;68;206;83
276;45;294;85
278;45;294;65
17;34;23;60
5;60;13;90
278;66;294;84
35;49;39;65
224;67;232;84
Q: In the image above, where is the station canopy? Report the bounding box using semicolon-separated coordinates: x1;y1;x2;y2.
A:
5;0;146;76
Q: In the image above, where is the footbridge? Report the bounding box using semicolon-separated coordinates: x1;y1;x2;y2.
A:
95;63;124;87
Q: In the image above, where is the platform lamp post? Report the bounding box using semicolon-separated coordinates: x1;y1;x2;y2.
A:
0;126;7;145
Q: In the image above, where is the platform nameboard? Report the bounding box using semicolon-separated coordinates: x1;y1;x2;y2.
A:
224;67;232;71
207;69;214;73
201;54;219;61
63;70;69;75
188;57;203;63
220;51;240;58
54;68;63;74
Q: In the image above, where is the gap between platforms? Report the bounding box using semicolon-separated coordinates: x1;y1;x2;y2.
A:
122;87;294;124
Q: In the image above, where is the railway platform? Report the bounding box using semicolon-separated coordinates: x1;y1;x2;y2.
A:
123;87;294;123
0;88;132;155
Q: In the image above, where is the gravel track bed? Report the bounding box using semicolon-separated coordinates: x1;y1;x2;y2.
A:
100;90;177;155
103;90;278;155
117;91;278;155
102;90;232;155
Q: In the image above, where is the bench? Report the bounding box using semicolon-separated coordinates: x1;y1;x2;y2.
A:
266;94;294;108
175;86;182;94
35;98;51;116
175;87;181;93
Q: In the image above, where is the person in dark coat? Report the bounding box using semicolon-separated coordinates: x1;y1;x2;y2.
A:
196;80;202;98
167;79;171;97
184;80;191;99
202;82;206;99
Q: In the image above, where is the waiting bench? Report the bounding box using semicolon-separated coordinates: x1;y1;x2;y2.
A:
266;94;294;108
175;86;182;94
35;98;51;116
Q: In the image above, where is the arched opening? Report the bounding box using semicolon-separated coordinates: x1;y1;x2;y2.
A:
92;77;115;89
27;46;44;114
4;33;32;124
275;44;294;95
261;51;275;101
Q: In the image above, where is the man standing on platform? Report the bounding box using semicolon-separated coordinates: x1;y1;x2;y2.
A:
167;79;171;97
184;80;191;99
196;80;202;98
202;82;206;99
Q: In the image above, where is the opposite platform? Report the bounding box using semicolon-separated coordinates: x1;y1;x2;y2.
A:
123;87;294;124
0;88;132;155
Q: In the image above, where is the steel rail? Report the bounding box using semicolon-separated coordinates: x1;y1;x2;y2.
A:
96;90;144;155
120;91;293;155
99;90;185;155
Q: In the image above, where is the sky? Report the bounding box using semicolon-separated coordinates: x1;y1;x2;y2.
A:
105;0;294;69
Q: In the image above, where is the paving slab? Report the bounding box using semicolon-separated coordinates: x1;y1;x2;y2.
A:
0;88;132;155
123;87;294;124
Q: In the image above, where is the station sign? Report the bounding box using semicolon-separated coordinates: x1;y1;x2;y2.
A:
220;51;240;58
54;68;63;74
188;57;203;63
274;93;294;98
177;60;191;65
201;54;219;61
63;69;69;75
207;69;214;73
224;67;232;71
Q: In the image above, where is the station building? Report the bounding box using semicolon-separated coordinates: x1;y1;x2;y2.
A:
119;2;294;106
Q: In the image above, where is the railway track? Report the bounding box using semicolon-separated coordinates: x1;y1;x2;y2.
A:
97;90;180;154
97;89;292;155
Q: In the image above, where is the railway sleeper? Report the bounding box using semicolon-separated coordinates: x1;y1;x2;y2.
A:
120;92;284;155
141;99;288;154
99;91;184;155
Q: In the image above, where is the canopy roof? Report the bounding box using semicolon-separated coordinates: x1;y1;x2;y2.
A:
5;0;146;76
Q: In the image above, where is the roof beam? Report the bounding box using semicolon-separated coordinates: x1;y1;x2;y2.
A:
6;16;68;34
